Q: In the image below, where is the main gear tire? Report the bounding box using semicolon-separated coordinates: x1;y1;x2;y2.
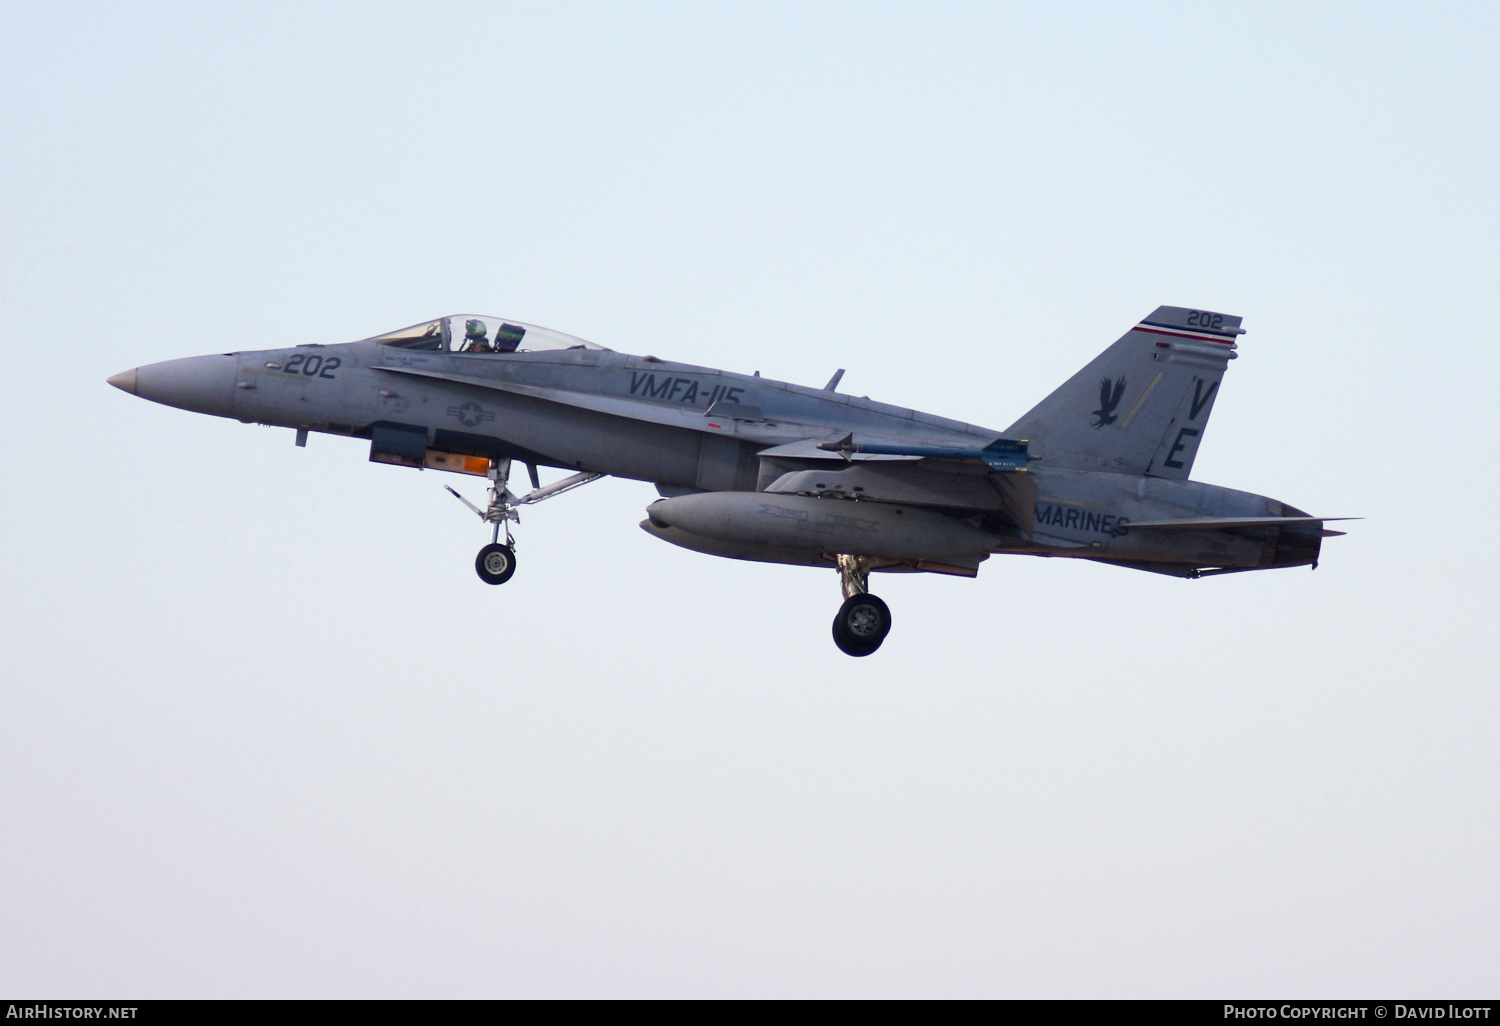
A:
832;593;891;657
475;543;517;585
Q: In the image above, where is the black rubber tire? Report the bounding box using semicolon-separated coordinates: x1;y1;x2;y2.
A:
475;543;517;585
832;593;891;657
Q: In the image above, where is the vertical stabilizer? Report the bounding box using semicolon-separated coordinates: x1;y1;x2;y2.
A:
1005;306;1243;479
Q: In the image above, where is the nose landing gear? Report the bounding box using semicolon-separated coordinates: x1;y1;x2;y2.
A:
832;554;892;656
446;458;602;586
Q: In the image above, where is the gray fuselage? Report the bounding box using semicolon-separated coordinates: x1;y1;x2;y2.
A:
115;331;1319;578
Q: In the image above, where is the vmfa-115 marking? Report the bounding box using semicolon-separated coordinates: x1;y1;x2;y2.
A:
108;307;1351;655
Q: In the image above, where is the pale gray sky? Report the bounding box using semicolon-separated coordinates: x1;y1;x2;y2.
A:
1;0;1496;998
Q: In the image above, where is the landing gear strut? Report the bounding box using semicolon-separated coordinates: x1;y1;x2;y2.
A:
446;459;602;586
832;554;892;656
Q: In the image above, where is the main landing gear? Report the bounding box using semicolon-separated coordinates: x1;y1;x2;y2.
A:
446;458;601;586
832;554;892;657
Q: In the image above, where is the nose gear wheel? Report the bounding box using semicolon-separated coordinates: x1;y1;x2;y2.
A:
475;542;517;585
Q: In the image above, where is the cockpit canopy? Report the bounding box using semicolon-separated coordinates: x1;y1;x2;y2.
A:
366;315;607;355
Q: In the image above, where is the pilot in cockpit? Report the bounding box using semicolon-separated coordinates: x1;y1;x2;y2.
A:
461;319;492;353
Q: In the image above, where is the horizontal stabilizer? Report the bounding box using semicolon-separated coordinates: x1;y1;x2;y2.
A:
1125;516;1360;530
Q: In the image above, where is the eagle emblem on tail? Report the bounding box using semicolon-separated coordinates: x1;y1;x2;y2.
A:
1091;376;1126;429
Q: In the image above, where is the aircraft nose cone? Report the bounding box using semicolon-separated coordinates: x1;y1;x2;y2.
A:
126;354;239;417
107;368;138;394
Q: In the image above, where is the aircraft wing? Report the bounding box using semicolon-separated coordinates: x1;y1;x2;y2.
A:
809;433;1032;472
379;363;1032;469
380;362;1037;530
755;439;919;462
757;436;1031;472
1124;516;1360;529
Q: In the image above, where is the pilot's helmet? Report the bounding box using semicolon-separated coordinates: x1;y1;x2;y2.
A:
465;319;487;339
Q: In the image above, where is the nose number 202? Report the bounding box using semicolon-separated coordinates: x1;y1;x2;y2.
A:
283;354;340;379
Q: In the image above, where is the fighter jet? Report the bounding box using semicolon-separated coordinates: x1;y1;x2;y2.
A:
107;307;1350;656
